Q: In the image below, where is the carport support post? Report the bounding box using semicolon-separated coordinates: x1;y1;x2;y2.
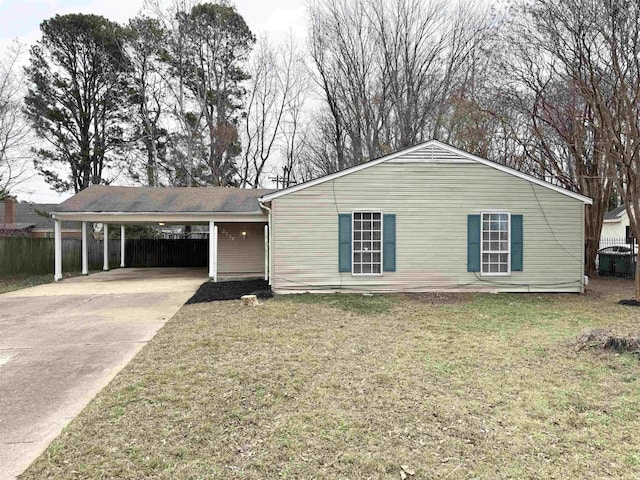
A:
120;225;125;268
81;221;88;275
54;218;62;281
103;224;109;271
209;221;217;281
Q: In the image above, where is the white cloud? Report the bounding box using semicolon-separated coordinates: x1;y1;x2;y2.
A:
53;0;145;23
14;176;73;203
21;0;60;4
259;5;306;37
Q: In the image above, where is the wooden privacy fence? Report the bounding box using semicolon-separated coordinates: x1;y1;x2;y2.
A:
0;237;207;276
0;238;120;277
125;239;207;267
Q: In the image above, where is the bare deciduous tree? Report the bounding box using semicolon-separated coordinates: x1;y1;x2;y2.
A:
498;2;615;276
0;42;31;198
240;37;291;187
238;33;310;188
551;0;640;297
307;0;494;171
279;38;312;189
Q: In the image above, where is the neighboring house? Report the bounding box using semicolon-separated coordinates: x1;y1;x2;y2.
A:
0;222;35;237
51;140;592;292
0;198;81;238
601;205;629;243
0;197;34;237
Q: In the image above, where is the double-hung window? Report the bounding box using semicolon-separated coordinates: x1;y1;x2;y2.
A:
481;212;510;275
352;212;382;275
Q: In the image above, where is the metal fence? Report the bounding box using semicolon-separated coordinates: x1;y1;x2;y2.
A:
599;237;629;250
597;236;636;279
0;237;120;277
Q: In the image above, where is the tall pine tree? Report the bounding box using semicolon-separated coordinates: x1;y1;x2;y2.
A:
25;14;130;192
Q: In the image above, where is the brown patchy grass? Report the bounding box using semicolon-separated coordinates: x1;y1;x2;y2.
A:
21;277;640;479
0;270;98;294
0;274;55;293
0;270;102;294
0;271;92;294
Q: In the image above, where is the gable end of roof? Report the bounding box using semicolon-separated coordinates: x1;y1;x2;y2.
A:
259;140;593;205
604;204;626;220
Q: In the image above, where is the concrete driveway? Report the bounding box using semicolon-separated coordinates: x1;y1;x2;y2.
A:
0;268;207;480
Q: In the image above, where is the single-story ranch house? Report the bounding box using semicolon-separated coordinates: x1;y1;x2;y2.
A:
51;140;592;293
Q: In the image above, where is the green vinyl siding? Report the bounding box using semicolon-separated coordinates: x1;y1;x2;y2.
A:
271;144;584;293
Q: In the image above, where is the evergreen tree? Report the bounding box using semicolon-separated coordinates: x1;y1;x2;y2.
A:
24;14;130;192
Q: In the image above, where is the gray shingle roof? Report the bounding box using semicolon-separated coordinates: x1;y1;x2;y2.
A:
0;222;35;230
53;185;275;214
0;203;80;230
604;205;627;220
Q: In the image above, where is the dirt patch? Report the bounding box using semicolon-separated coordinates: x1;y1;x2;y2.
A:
285;292;396;314
186;279;272;304
392;291;473;305
586;276;635;298
576;328;640;354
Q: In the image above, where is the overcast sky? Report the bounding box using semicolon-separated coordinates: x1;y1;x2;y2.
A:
1;0;307;203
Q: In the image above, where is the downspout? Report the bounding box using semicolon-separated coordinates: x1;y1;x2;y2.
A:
259;199;273;286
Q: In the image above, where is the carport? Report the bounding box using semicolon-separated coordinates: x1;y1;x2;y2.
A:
50;186;274;282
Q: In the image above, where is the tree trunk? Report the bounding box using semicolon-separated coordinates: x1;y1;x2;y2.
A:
635;253;640;301
583;192;609;276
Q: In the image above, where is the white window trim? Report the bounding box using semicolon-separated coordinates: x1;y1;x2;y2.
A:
351;210;384;276
480;211;511;277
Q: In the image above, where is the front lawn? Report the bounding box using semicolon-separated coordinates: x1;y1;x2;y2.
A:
22;279;640;479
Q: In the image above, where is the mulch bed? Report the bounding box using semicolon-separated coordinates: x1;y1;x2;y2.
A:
393;292;472;305
619;299;640;307
186;279;273;304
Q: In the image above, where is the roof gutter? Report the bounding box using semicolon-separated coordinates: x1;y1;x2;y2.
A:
50;211;265;216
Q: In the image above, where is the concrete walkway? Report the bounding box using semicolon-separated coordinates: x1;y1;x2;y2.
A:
0;268;207;480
